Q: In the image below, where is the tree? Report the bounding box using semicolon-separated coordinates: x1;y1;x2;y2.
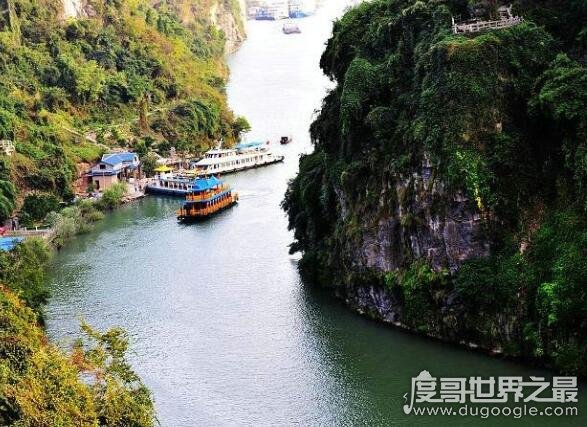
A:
20;193;61;226
140;153;159;177
0;158;16;222
0;180;16;222
232;116;251;141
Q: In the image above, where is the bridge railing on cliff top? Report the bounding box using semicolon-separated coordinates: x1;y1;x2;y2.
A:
452;16;524;34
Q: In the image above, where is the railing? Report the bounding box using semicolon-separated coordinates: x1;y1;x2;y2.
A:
4;228;55;240
453;16;523;34
185;185;230;202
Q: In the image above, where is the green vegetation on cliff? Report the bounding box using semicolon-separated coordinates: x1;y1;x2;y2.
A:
0;0;245;215
284;0;587;373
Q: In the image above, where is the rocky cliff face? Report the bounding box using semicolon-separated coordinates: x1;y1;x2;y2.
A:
343;161;489;275
210;0;246;53
61;0;246;54
330;158;506;349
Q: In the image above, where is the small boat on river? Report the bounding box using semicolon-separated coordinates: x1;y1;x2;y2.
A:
177;176;238;221
282;23;301;34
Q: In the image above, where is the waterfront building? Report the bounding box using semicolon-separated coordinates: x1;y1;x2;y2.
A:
88;152;140;191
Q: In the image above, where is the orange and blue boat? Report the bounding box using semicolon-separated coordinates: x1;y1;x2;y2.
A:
177;176;238;221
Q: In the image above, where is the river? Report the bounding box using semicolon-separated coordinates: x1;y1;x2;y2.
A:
46;1;586;426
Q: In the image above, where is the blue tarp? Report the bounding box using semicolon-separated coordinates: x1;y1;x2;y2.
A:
0;237;24;251
191;176;222;192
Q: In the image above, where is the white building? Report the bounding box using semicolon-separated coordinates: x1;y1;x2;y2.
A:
0;140;15;157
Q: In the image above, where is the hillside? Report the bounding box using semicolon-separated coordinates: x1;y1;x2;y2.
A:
283;0;587;374
0;0;247;423
0;0;246;215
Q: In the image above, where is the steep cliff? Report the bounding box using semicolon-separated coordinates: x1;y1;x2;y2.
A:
158;0;247;54
284;0;587;374
210;0;247;53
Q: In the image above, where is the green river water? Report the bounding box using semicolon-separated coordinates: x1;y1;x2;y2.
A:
45;1;586;425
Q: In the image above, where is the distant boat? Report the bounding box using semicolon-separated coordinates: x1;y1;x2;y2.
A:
255;8;276;20
282;23;301;34
280;136;293;144
255;1;289;20
177;176;238;221
289;0;316;18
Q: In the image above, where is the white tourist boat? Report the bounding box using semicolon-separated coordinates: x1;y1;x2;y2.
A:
193;141;284;176
146;142;284;196
146;170;201;196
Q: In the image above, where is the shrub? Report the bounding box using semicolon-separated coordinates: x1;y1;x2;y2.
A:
0;238;52;315
0;288;155;426
20;193;61;226
47;199;105;247
98;182;127;210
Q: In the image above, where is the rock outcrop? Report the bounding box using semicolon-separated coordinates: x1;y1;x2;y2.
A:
210;0;247;54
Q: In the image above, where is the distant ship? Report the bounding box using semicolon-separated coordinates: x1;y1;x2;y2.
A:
282;22;301;34
289;0;316;18
255;0;289;20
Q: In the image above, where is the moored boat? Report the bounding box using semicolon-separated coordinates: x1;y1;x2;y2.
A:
145;171;200;196
193;141;284;176
288;0;316;18
255;0;289;20
177;176;238;221
147;142;284;197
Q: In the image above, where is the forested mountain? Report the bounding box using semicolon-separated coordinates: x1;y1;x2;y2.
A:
0;0;246;219
284;0;587;374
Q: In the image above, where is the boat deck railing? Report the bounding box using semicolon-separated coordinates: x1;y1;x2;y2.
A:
186;185;230;202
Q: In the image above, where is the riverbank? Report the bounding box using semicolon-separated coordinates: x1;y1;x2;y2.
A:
0;187;157;424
